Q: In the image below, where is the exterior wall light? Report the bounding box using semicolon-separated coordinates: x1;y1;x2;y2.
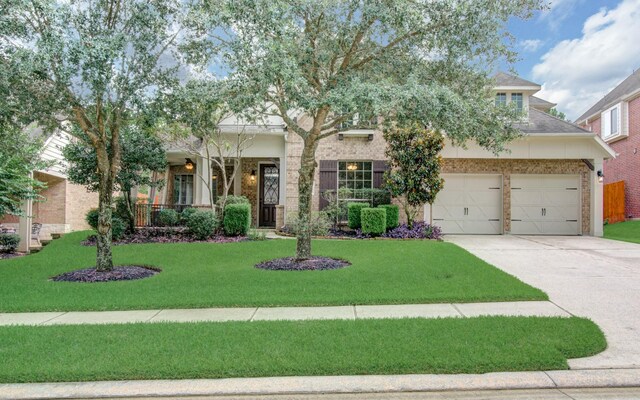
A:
250;169;256;182
184;158;194;170
597;170;604;183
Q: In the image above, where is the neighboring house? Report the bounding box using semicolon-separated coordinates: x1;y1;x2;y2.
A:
0;127;98;251
160;72;614;236
576;68;640;220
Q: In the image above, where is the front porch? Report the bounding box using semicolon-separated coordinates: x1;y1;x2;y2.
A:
160;134;288;228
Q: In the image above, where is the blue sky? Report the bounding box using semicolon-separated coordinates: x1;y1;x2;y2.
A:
506;0;640;120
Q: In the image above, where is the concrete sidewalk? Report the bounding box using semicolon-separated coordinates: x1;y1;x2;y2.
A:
0;300;569;326
2;368;640;399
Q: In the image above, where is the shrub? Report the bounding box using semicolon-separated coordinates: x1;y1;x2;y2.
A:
85;208;100;230
111;217;126;240
158;209;180;227
361;208;387;236
0;233;20;253
347;202;368;229
223;203;251;236
284;212;331;236
217;195;249;208
187;210;218;240
378;204;399;230
248;228;267;241
113;197;132;224
180;207;198;224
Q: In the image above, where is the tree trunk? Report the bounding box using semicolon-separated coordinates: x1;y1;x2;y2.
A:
296;137;318;260
123;189;136;234
96;171;115;272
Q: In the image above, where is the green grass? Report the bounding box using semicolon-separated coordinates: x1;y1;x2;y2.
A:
0;317;605;383
604;220;640;244
0;232;546;312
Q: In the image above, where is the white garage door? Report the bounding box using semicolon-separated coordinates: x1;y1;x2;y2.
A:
427;174;503;234
510;175;581;235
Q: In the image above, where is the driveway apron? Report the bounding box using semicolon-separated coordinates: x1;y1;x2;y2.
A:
445;235;640;369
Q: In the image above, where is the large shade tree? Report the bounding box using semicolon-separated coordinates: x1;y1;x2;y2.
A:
204;0;544;259
1;0;199;270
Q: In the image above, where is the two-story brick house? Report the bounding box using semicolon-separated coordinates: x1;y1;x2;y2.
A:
576;68;640;220
160;72;614;236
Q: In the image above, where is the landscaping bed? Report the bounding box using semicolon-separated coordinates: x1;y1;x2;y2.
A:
51;265;160;283
256;256;350;271
279;221;443;240
0;316;606;383
81;227;248;246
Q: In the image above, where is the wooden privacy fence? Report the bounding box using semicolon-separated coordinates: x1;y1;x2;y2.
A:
604;181;625;224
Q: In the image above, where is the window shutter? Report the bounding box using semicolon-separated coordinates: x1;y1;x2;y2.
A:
319;160;338;210
372;160;389;188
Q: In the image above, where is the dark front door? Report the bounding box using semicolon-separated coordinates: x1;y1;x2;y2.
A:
259;164;279;227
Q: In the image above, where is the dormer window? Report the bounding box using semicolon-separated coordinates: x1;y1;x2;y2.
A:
511;93;523;112
495;93;507;106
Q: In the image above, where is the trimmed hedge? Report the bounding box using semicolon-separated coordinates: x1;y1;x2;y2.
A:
223;203;251;236
158;209;180;227
361;208;387;236
347;202;369;229
217;195;250;209
0;233;20;253
187;210;219;240
378;204;399;230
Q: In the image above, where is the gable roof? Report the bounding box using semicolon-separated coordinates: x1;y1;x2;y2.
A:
529;95;556;110
494;72;540;89
576;68;640;123
517;107;592;135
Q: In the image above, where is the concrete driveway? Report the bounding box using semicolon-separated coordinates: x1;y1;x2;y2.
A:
445;235;640;370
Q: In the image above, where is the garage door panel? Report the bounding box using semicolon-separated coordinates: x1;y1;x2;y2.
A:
510;174;580;235
511;190;544;205
511;220;544;235
464;220;502;235
543;221;579;235
467;205;501;220
432;204;464;220
429;174;502;235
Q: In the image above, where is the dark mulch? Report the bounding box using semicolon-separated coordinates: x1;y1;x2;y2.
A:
256;256;351;271
51;265;161;283
82;228;247;246
0;252;25;260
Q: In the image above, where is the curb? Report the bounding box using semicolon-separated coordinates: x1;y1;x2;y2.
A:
1;368;640;399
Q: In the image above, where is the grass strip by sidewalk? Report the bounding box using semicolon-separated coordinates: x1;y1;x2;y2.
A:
0;232;546;312
604;220;640;244
0;316;605;383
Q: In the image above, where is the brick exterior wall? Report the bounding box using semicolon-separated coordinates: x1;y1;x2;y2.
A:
581;96;640;219
0;172;98;239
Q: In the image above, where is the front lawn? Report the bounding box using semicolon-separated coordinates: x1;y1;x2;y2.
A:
0;232;546;312
0;317;605;383
604;220;640;244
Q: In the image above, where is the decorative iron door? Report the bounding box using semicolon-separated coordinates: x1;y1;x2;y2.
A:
259;164;279;227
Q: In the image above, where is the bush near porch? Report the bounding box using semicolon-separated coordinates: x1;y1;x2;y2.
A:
0;231;546;312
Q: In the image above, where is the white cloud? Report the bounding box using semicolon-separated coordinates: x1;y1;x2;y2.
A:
520;39;544;52
539;0;583;31
532;0;640;120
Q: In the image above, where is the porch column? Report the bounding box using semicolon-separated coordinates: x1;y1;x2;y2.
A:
17;172;33;253
591;158;604;237
234;158;242;196
194;156;212;206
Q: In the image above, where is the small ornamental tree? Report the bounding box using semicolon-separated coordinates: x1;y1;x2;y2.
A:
383;123;445;228
63;125;167;233
1;1;201;271
204;0;543;259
